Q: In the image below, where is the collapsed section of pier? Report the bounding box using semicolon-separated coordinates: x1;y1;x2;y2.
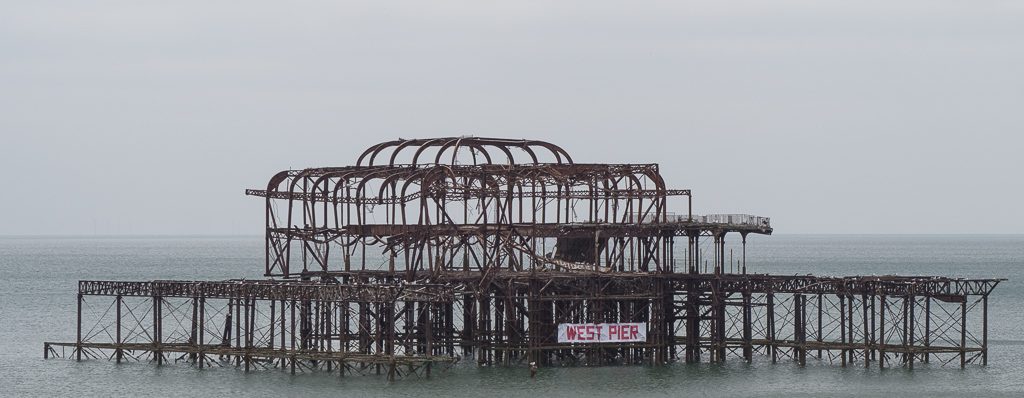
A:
46;137;1002;377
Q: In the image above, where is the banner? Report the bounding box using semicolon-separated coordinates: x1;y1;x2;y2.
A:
557;323;647;343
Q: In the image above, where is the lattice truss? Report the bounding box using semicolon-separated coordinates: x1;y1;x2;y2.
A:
49;278;998;372
665;288;991;367
58;281;462;378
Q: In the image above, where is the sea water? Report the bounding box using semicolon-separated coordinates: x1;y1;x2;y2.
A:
1;235;1022;397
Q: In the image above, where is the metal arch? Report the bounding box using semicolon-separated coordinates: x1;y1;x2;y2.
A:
514;142;540;164
355;137;574;166
520;139;573;164
356;140;401;167
265;170;298;194
386;139;424;166
441;138;493;165
410;137;449;166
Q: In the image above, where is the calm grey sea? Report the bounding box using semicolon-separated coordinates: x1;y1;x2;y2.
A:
2;235;1022;397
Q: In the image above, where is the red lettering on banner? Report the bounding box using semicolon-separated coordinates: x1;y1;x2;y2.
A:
559;323;645;342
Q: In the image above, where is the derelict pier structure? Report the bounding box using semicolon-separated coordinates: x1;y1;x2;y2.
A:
46;137;1002;378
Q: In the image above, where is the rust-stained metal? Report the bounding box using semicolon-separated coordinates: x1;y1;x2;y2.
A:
45;137;1001;377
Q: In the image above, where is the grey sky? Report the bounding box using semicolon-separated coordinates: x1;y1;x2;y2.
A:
2;1;1022;235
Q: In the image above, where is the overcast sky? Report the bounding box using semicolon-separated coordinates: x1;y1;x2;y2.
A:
2;1;1022;235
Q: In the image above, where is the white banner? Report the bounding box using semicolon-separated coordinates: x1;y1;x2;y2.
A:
557;323;647;343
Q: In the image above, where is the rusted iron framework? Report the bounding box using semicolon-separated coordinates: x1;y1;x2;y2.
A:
245;137;713;278
46;137;1001;377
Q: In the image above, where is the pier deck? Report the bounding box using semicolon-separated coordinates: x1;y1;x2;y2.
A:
47;273;1001;377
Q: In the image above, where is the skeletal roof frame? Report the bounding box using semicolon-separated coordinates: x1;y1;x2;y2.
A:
247;137;768;278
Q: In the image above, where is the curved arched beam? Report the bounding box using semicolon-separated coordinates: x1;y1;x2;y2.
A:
441;138;494;165
356;140;399;167
410;137;448;165
387;139;426;167
356;137;575;166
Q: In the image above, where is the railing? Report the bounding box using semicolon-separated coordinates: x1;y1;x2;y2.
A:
684;214;771;229
624;213;771;229
623;212;674;224
77;280;458;302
